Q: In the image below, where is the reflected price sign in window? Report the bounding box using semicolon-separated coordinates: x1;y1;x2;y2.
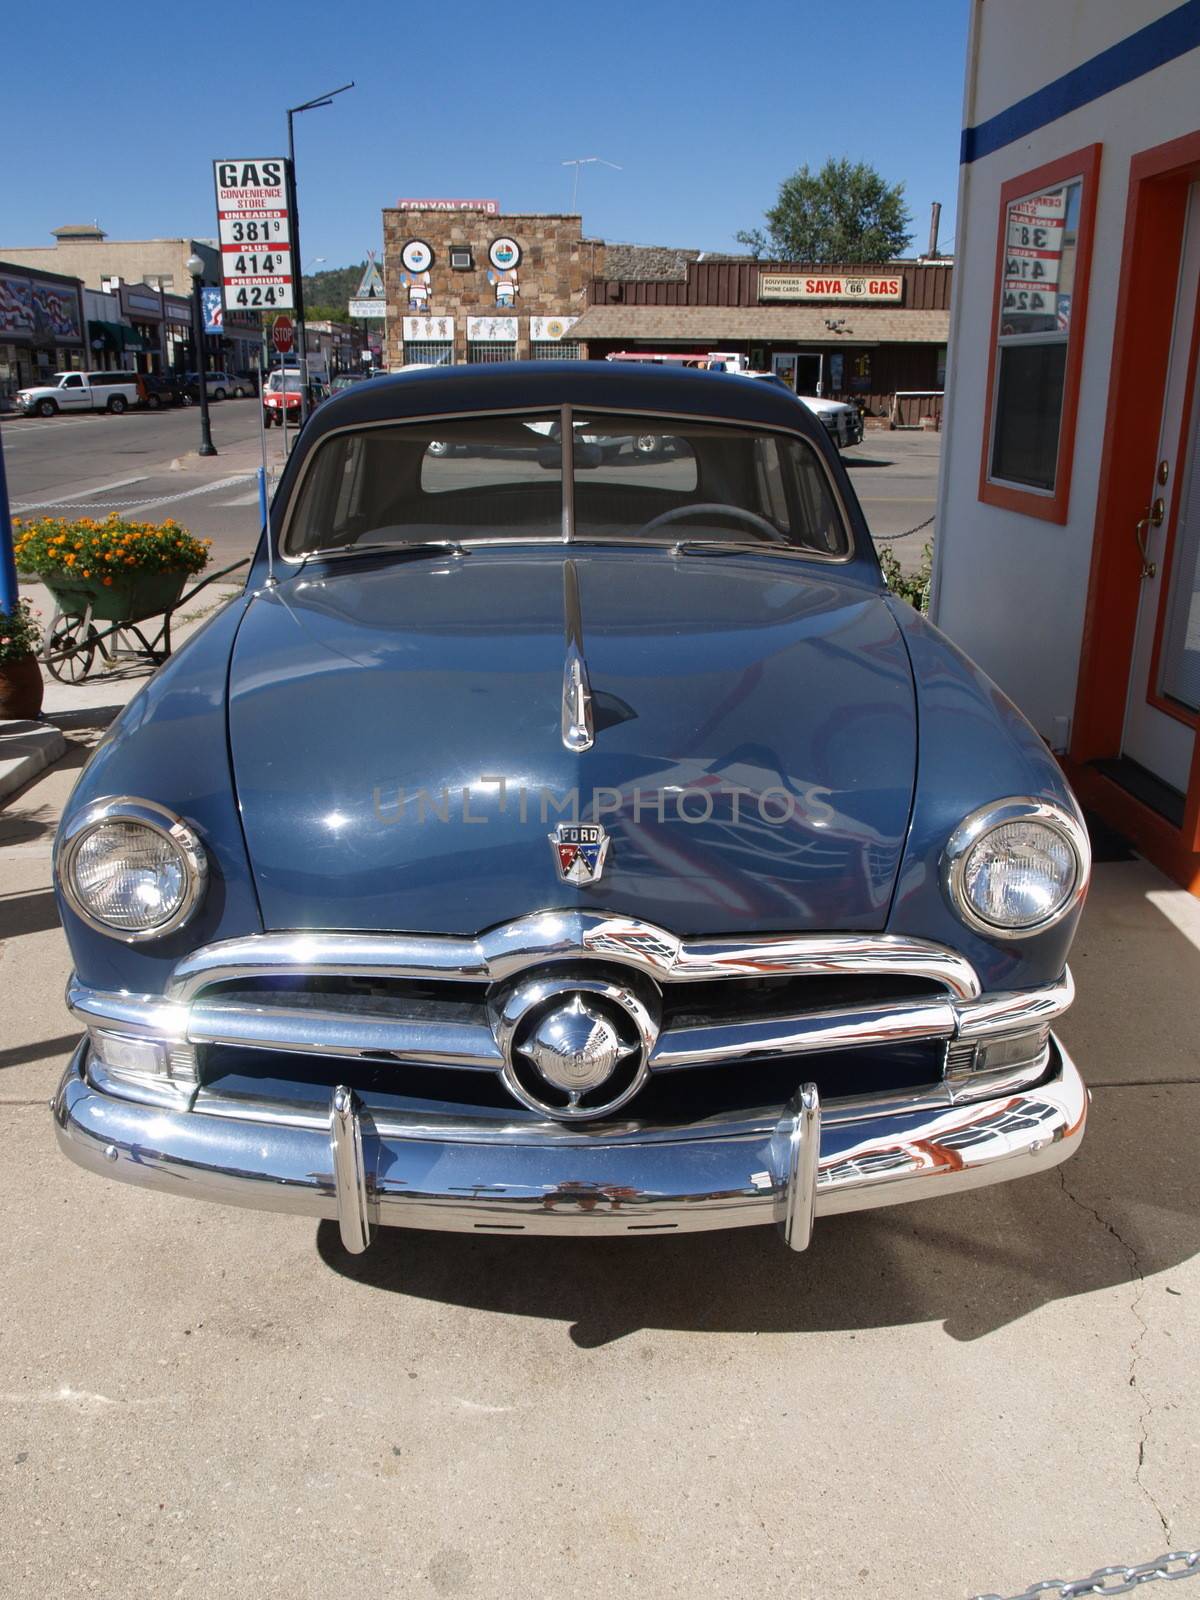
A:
1002;187;1073;335
989;177;1083;492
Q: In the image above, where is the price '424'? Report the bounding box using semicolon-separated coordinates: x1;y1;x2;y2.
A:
233;284;285;307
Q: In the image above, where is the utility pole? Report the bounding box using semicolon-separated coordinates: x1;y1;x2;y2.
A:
285;82;354;424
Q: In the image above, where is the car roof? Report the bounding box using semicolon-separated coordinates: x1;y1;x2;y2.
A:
297;359;827;446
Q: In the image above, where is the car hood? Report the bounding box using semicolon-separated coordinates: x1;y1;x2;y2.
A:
227;546;916;935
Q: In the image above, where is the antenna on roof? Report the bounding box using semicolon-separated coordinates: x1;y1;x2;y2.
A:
561;156;623;212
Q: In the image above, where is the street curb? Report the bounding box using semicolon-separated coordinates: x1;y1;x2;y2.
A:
0;720;68;801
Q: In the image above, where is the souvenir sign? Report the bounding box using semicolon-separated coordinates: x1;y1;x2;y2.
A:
488;237;522;271
401;239;435;274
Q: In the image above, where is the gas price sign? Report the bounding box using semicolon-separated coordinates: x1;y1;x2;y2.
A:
213;158;295;311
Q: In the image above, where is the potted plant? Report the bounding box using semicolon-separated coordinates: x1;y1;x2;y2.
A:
12;514;210;625
0;598;45;719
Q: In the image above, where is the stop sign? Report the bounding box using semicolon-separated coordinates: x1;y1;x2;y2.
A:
272;315;294;353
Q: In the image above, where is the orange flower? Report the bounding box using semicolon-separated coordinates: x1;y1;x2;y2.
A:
82;569;91;578
65;554;76;566
102;577;114;587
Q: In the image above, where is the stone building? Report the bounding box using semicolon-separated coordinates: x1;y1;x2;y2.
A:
382;207;604;368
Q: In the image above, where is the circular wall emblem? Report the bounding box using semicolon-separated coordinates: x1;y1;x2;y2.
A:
401;238;434;274
488;236;521;271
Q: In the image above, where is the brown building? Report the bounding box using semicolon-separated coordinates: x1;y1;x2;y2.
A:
379;205;951;418
382;207;603;367
571;253;952;419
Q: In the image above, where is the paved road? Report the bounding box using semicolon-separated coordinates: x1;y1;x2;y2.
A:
2;403;282;564
844;428;940;571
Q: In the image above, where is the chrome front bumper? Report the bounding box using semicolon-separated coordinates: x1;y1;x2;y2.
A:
54;1036;1087;1255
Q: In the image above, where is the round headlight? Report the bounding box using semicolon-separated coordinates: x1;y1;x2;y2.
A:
942;798;1089;939
57;798;207;941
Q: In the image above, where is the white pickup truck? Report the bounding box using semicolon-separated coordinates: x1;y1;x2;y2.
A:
15;369;141;417
604;350;864;449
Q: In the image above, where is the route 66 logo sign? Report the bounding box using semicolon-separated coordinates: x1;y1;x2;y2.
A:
550;823;610;885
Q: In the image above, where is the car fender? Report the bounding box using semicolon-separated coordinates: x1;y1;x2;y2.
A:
884;597;1085;990
55;597;263;995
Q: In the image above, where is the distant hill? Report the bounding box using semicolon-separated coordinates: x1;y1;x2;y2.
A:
302;261;368;322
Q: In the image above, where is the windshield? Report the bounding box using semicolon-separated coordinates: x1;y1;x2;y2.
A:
267;373;302;392
283;410;849;560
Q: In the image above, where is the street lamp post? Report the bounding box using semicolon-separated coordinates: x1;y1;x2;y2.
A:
185;252;217;458
286;82;354;424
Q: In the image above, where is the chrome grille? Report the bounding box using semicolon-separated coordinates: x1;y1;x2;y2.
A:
68;913;1074;1129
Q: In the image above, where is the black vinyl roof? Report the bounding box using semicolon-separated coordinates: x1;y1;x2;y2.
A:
300;360;826;445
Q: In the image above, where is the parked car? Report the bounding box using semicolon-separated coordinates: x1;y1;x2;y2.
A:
51;362;1090;1258
138;373;188;410
233;369;261;396
261;368;325;426
182;370;249;401
14;369;140;417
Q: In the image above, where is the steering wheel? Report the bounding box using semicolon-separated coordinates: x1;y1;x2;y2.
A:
633;502;791;544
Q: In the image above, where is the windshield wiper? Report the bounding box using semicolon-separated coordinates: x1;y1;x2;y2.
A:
307;539;467;562
672;539;792;558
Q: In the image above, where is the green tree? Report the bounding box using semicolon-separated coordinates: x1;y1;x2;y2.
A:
737;158;913;263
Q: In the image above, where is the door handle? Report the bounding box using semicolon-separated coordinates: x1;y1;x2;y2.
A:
1135;498;1164;579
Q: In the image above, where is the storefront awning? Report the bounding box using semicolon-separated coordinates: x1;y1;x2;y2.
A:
568;305;950;345
87;319;126;348
121;327;151;352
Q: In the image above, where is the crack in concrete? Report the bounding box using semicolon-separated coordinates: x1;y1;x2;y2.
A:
1057;1168;1171;1542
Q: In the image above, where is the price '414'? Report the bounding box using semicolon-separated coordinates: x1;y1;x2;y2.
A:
231;252;286;275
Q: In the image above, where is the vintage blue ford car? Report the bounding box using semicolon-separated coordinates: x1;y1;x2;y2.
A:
52;362;1090;1255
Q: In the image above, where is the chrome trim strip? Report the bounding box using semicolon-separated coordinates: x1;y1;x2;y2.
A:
53;1037;1088;1243
330;1086;372;1254
650;997;957;1071
560;402;574;544
155;918;983;1002
560;558;593;752
186;997;503;1068
955;969;1073;1038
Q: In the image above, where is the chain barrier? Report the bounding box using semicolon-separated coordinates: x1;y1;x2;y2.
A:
872;513;936;543
972;1548;1200;1599
13;472;256;518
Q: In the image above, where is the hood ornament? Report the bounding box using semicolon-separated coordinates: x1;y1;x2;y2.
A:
561;559;594;752
550;822;610;884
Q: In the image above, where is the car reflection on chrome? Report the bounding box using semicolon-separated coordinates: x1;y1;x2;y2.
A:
51;361;1091;1259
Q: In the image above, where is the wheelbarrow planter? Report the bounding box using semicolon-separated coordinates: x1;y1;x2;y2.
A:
41;568;190;625
39;560;248;684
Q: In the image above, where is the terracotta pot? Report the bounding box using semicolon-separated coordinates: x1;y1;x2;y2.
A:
0;655;45;721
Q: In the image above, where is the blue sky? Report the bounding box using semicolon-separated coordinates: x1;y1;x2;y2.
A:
3;0;969;268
